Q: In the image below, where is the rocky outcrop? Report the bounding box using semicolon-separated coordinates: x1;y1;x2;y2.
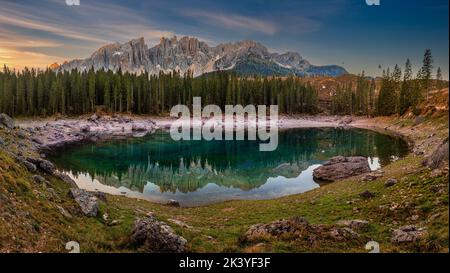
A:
69;188;99;217
313;156;371;182
422;138;449;169
240;217;364;245
241;217;310;242
20;115;159;150
58;36;347;77
391;225;427;243
0;113;14;129
130;214;187;253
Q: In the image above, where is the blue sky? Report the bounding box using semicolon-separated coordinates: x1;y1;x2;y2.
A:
0;0;448;78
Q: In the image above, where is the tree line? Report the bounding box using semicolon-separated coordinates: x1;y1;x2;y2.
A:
0;67;319;117
0;49;446;118
332;49;446;116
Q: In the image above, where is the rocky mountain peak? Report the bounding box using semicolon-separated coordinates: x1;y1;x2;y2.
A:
58;36;347;77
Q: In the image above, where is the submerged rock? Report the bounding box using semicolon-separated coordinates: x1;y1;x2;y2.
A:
69;188;99;217
130;214;187;253
313;156;371;182
0;113;14;129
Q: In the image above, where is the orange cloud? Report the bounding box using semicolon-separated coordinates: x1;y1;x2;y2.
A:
0;47;66;70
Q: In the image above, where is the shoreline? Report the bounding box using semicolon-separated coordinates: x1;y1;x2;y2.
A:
16;113;380;152
13;113;419;207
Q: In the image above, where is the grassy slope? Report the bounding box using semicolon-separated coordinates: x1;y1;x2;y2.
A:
0;113;448;253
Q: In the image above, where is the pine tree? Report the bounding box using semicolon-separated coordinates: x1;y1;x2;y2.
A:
377;68;397;116
436;67;443;90
398;59;413;115
417;49;433;101
88;68;96;112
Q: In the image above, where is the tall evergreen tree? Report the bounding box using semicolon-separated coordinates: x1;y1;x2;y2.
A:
417;49;433;101
436;67;443;90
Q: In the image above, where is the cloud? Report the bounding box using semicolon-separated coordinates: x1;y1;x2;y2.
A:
0;47;66;70
0;0;177;69
0;30;63;49
181;9;278;35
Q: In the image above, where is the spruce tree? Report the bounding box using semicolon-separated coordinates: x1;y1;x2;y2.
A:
417;49;433;101
436;67;443;90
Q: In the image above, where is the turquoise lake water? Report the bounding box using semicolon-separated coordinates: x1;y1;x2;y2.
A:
49;128;409;206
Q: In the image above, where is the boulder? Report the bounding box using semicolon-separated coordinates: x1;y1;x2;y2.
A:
38;160;55;174
26;157;55;174
0;113;14;129
391;225;427;243
69;188;99;217
422;139;449;169
384;178;398;187
313;156;371;182
359;190;375;199
23;161;37;172
130;214;187;253
166;199;180;207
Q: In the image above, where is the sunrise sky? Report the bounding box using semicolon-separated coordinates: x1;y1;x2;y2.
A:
0;0;448;77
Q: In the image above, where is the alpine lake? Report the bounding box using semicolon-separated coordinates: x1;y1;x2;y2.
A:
48;128;409;206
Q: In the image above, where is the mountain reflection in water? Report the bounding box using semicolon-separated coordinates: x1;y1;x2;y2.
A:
49;128;409;206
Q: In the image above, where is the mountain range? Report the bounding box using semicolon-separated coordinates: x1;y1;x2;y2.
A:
56;36;347;77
